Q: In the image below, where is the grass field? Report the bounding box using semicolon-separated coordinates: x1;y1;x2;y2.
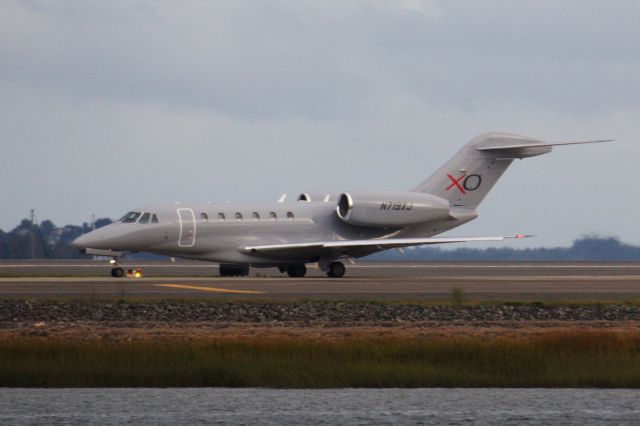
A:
2;330;640;388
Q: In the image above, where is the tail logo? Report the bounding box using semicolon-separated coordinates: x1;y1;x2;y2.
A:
446;174;482;194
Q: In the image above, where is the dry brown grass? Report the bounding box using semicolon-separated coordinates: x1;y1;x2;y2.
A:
2;324;640;388
3;320;640;342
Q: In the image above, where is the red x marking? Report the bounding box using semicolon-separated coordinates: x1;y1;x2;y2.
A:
446;174;466;194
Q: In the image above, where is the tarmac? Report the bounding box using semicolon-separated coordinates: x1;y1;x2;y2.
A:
1;260;640;301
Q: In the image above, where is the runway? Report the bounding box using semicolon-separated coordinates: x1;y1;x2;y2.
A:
1;260;640;300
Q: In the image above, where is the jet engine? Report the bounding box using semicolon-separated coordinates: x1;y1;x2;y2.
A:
336;192;450;228
297;192;339;202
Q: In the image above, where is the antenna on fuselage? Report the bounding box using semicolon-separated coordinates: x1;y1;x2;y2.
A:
277;194;287;203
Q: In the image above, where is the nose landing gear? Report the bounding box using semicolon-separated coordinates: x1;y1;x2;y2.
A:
109;257;125;278
111;267;125;278
108;257;142;278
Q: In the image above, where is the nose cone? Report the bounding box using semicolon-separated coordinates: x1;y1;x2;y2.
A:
71;232;94;251
71;224;135;253
72;226;111;251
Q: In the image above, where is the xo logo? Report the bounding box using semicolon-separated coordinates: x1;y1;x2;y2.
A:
446;174;482;194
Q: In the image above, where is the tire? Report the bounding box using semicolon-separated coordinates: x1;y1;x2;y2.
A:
220;264;250;277
286;264;307;278
111;267;125;278
327;261;346;278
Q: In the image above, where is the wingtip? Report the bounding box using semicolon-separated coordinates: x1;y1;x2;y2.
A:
510;234;535;239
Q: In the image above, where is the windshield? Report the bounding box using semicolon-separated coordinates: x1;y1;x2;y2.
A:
120;211;142;223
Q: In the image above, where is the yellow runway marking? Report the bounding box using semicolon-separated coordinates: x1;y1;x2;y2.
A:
156;284;266;294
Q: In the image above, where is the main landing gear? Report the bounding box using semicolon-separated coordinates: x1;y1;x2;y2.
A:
278;261;346;278
286;264;307;278
326;261;346;278
220;264;250;277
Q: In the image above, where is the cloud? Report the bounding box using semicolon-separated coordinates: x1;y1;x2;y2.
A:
0;0;638;246
2;1;638;119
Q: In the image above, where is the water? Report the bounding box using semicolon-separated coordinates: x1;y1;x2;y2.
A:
0;388;639;425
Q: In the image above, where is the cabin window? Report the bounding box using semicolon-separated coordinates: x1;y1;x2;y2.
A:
287;212;294;221
269;212;277;220
151;214;159;224
235;212;243;221
201;212;209;222
138;213;151;224
121;212;142;223
218;213;226;221
252;212;260;220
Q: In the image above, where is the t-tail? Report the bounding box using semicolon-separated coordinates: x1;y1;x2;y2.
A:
413;132;611;209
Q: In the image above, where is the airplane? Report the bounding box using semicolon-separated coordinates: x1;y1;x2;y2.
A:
72;132;610;278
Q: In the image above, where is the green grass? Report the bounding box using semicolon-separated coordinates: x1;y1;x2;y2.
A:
450;286;465;305
2;331;640;388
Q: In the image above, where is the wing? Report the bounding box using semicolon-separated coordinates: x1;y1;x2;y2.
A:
241;235;531;259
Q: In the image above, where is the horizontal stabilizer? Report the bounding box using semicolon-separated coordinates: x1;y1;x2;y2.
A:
477;139;613;152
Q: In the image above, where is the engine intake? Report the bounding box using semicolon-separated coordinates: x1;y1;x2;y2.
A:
336;192;450;228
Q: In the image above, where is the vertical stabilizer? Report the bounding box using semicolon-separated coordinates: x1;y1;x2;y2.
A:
413;133;552;209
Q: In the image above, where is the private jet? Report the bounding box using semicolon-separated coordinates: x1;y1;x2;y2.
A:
72;132;609;278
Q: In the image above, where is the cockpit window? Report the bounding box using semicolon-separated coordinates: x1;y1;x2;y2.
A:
138;213;151;224
151;214;159;224
120;212;142;223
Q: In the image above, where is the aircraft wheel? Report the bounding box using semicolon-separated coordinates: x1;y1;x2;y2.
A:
327;261;346;278
220;264;250;277
286;264;307;278
111;267;125;278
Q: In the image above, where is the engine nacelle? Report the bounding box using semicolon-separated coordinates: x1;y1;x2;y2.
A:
298;192;339;202
336;192;450;228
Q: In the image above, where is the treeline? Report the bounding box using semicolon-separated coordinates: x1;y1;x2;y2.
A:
0;218;112;259
370;236;640;261
1;217;639;261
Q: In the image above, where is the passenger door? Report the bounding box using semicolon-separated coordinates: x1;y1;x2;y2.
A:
177;208;196;247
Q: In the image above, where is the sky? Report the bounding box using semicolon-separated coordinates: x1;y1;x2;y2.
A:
0;0;639;248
